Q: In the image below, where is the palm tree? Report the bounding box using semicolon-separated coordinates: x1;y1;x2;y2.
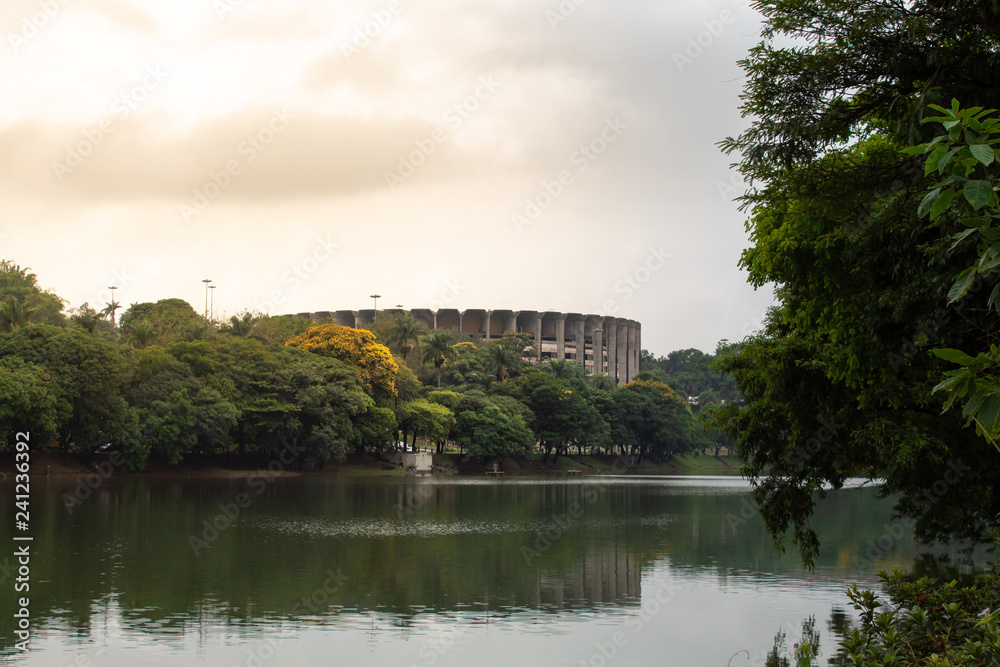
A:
422;330;456;387
100;300;121;326
543;358;586;380
488;342;520;382
124;319;154;348
227;312;256;337
0;297;37;332
387;314;424;360
71;304;101;334
590;372;616;390
464;371;493;391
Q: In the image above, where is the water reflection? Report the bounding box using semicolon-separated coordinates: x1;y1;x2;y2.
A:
0;475;973;665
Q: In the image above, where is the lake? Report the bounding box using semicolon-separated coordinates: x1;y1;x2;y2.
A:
0;474;932;665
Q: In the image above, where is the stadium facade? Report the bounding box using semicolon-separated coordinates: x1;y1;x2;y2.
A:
289;309;642;385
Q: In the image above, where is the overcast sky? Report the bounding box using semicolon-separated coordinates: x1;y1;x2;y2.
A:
0;0;775;356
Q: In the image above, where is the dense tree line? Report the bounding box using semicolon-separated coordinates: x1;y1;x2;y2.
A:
711;0;1000;567
0;262;706;468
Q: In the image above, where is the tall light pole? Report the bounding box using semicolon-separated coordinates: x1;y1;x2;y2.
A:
107;285;118;328
370;293;381;322
202;279;212;320
208;285;216;322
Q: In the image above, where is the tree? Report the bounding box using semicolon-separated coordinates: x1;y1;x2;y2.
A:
541;358;585;380
711;0;1000;565
286;323;399;401
0;325;135;454
386;314;425;362
454;404;534;465
70;303;103;334
0;297;37;332
904;103;1000;446
609;380;695;463
486;332;532;382
589;372;615;391
396;399;455;452
101;299;120;326
0;356;66;448
123;319;155;348
422;330;457;388
0;260;65;326
119;299;204;346
513;368;609;461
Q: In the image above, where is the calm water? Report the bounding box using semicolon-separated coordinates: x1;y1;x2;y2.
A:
0;474;931;666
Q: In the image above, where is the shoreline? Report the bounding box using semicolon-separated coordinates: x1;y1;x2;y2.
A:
0;450;744;479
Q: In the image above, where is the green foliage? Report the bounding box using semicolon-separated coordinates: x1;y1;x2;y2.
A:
0;356;66;448
454;404;534;464
0;260;65;327
640;347;739;408
0;325;135;453
421;330;457;388
119;299;205;346
396;399;455;448
609;379;696;463
904;102;1000;447
512;368;609;459
712;0;1000;565
829;565;1000;666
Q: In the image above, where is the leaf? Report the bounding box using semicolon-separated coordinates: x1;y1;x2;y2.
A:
964;180;992;210
978;394;1000;430
932;348;977;365
925;146;948;175
950;227;978;250
988;284;1000;313
947;267;976;303
970;144;996;166
963;388;987;418
930;188;957;219
918;188;941;218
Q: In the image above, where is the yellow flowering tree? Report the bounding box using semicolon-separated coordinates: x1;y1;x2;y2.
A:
286;324;398;400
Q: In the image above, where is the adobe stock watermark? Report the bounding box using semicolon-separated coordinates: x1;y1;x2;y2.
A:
406;624;469;667
512;116;628;233
189;442;305;556
384;76;502;191
673;0;753;73
179;107;296;223
852;458;971;571
252;234;339;315
7;0;71;53
214;0;249;20
545;0;589;30
394;483;433;520
522;458;629;564
596;245;671;317
341;0;403;62
61;452;127;514
428;276;466;311
51;66;168;183
577;576;678;667
81;268;136;325
289;568;350;616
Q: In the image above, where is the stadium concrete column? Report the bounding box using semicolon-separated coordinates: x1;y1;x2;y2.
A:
574;319;586;366
555;314;567;359
617;319;628;384
352;311;361;328
627;321;638;381
532;314;543;361
592;323;604;373
484;310;492;342
504;312;518;334
605;317;618;383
